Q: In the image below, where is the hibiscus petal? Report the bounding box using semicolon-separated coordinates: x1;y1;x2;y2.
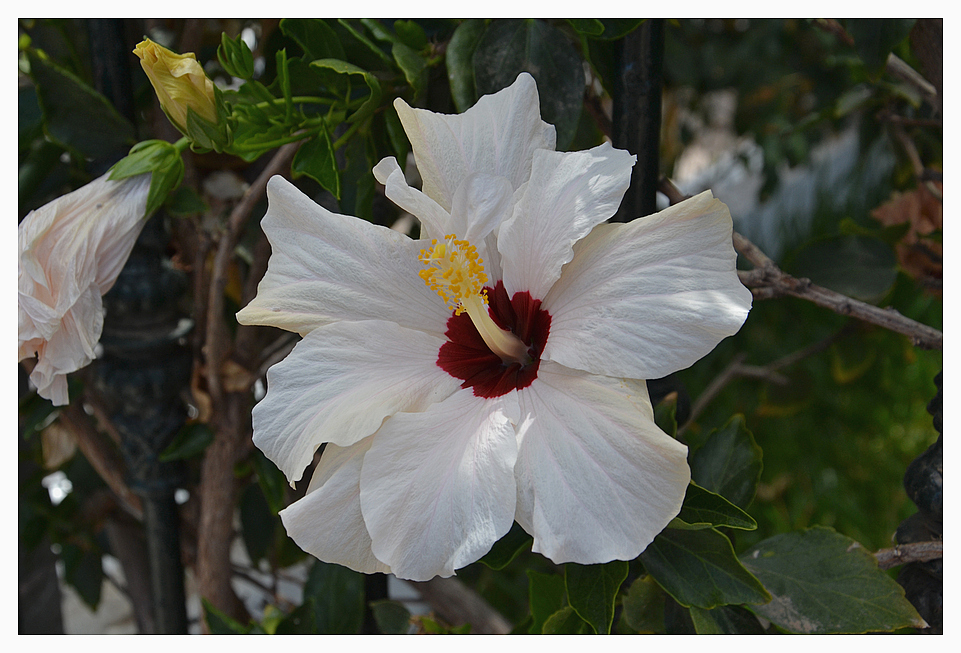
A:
254;319;459;484
371;156;450;240
543;191;753;379
280;437;392;574
499;143;636;299
360;389;520;581
513;361;690;564
394;72;556;212
237;176;451;336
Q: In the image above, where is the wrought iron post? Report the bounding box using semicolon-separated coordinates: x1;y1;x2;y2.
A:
92;214;192;633
612;19;665;221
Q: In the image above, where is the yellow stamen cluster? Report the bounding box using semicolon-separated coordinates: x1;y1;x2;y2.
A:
418;235;489;314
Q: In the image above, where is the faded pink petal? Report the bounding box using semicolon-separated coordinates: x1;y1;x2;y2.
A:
18;172;151;405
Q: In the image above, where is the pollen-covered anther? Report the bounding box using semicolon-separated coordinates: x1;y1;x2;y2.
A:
419;234;528;364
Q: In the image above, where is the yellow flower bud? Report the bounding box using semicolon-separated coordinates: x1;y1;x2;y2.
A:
134;38;218;131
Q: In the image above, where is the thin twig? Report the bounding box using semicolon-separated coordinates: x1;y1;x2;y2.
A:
658;176;943;350
874;540;942;570
204;141;300;405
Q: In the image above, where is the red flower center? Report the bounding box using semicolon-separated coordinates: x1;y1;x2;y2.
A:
437;280;551;398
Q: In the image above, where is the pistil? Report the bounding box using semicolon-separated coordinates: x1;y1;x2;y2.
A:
419;235;530;364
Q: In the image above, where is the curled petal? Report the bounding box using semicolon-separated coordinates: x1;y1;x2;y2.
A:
514;361;690;564
237;176;451;336
281;438;392;574
360;389;520;581
499;143;636;299
394;72;555;212
372;156;450;240
543;191;753;379
254;320;459;484
18;172;150;404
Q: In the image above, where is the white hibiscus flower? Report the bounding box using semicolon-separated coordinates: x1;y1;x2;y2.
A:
238;73;752;581
19;172;151;406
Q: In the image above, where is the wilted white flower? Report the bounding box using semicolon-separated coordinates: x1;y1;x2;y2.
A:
19;172;150;405
239;74;752;580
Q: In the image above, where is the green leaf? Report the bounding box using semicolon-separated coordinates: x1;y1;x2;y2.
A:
303;560;365;634
478;521;532;570
370;600;412;634
280;19;346;61
310;59;382;124
165;186;208;217
671;482;758;531
292;127;341;199
472;19;585;150
394;20;428;51
567;19;605;37
336;19;395;70
251;448;287;515
446;19;486;113
565;560;628;634
741;527;926;633
689;605;766;634
527;570;566;634
392;42;428;98
590;19;647;41
842;19;916;76
641;528;771;609
790;234;898;303
159;422;213;462
339;134;375;219
203;598;250;634
275;600;318;634
384;104;409;172
690;415;763;509
542;606;592;634
621;575;666;633
27;50;134;161
239;482;275;564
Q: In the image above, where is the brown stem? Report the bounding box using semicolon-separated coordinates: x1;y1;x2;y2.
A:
412;576;512;634
204;141;300;406
874;540;942;570
658;176;943;350
58;401;142;520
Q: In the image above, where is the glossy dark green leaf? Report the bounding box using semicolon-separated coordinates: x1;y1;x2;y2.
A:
446;19;486;112
279;19;346;61
275;600;318;634
394;20;429;51
690;415;763;509
292;127;340;199
541;606;591;634
621;575;666;633
61;542;103;609
239;482;275;564
565;560;628;634
339;134;375;219
159;423;213;462
472;19;585;149
303;560;365;634
370;600;412;634
671;482;758;531
310;59;382;124
251;448;287;515
741;527;926;633
567;19;605;37
27;50;134;161
336;19;394;70
842;19;916;75
790;234;898;303
641;527;771;609
479;521;532;570
392;42;428;98
527;570;565;634
689;605;766;634
203;598;250;634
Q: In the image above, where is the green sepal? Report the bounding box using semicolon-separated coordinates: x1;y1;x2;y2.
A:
108;139;185;218
218;32;255;79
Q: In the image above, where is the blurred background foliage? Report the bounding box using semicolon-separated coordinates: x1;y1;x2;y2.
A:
19;18;940;634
